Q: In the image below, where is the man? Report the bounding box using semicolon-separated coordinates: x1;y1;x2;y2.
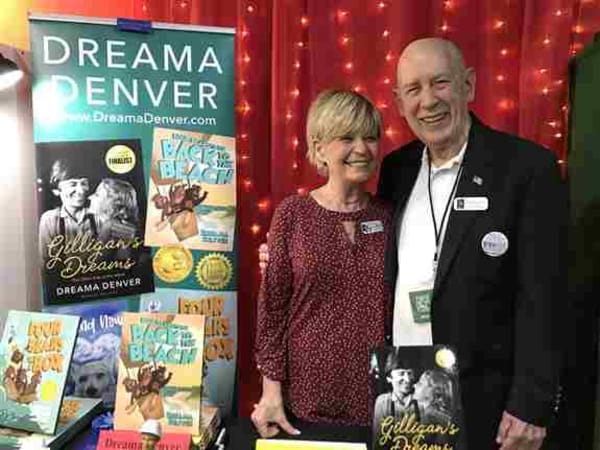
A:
38;159;98;260
139;419;162;450
378;38;566;449
372;364;422;437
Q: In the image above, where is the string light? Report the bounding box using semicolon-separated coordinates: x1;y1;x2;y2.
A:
500;48;508;56
294;61;301;69
301;16;309;26
297;41;305;48
345;62;354;71
352;85;363;92
337;10;349;21
494;20;505;30
243;179;253;189
246;4;255;13
573;25;584;33
554;133;563;138
286;112;293;120
257;199;271;211
385;52;393;62
385;127;395;137
443;0;454;10
382;30;390;38
496;74;506;82
383;77;391;85
297;187;307;195
543;37;551;45
243;53;251;63
538;68;548;74
251;224;261;235
340;35;350;46
441;23;449;32
377;1;386;9
377;102;388;109
554;9;563;17
291;88;300;98
542;87;549;95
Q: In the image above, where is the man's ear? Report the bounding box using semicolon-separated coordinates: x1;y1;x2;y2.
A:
464;67;476;103
393;87;406;117
51;188;61;198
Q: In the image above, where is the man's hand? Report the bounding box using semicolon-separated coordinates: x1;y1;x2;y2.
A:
496;411;546;450
258;238;269;276
251;397;300;438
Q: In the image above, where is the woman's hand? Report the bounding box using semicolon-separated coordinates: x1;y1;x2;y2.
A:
251;378;300;438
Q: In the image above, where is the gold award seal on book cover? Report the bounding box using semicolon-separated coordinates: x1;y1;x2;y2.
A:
435;347;456;369
196;253;232;290
105;145;136;174
153;245;194;283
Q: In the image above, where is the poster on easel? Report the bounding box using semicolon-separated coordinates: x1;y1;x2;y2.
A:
30;13;238;416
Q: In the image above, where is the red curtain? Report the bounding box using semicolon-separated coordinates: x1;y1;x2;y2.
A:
30;0;600;417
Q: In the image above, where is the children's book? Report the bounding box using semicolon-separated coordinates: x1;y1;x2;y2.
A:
113;312;206;435
44;297;139;407
36;138;154;305
0;311;80;435
370;346;466;450
0;397;104;450
143;127;236;252
140;288;237;415
97;429;191;450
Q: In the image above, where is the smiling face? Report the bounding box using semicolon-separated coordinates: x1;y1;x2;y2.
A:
395;39;475;155
54;177;90;211
389;368;416;396
306;89;381;183
316;135;379;186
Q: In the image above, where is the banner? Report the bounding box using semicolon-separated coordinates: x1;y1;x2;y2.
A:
30;14;237;415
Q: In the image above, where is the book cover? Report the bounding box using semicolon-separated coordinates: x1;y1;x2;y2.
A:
144;127;236;252
256;440;367;450
36;139;154;305
140;288;237;415
371;346;465;450
0;311;80;435
114;313;206;434
44;297;139;407
97;429;191;450
191;403;221;450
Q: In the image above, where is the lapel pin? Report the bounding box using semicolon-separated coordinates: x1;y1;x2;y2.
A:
472;175;483;186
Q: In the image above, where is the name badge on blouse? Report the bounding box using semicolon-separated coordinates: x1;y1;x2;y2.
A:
453;196;489;211
360;220;384;234
408;282;434;324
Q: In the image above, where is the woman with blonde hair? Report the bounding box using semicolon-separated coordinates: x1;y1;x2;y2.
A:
252;89;393;436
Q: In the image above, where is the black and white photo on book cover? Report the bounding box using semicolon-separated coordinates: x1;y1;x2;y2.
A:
36;139;154;305
371;345;466;449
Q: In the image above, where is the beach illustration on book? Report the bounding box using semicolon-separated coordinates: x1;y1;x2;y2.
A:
114;313;206;434
144;128;236;252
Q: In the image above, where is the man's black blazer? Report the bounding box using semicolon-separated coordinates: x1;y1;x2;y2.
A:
377;114;567;446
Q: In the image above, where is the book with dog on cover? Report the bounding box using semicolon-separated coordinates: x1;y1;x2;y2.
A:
113;312;206;435
44;297;139;408
0;311;80;435
370;346;466;450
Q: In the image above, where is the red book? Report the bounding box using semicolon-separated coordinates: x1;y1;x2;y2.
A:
97;429;191;450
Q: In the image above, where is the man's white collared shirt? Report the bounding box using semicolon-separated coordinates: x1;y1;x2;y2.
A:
393;144;466;346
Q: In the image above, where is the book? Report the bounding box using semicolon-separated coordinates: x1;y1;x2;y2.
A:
256;440;367;450
113;312;206;435
140;288;237;415
0;311;80;435
191;403;221;449
370;346;465;450
143;127;236;252
97;429;191;450
44;297;139;407
36;138;154;305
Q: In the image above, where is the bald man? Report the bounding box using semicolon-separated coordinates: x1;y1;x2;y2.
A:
378;38;566;449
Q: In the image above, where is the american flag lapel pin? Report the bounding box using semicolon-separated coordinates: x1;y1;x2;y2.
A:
472;175;483;186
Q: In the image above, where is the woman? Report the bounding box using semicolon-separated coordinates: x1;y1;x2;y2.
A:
252;89;393;436
89;178;139;240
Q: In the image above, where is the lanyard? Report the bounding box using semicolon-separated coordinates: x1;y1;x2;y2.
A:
427;155;463;273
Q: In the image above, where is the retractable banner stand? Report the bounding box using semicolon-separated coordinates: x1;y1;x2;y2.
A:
30;14;237;415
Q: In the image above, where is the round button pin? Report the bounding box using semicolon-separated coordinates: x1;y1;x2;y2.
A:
481;231;509;257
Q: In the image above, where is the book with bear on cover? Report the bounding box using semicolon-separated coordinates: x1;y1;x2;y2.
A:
0;311;80;435
371;346;466;450
113;312;206;435
36;138;154;305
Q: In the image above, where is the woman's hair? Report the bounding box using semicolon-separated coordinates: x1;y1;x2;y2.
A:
94;178;138;224
417;370;453;412
305;89;382;174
